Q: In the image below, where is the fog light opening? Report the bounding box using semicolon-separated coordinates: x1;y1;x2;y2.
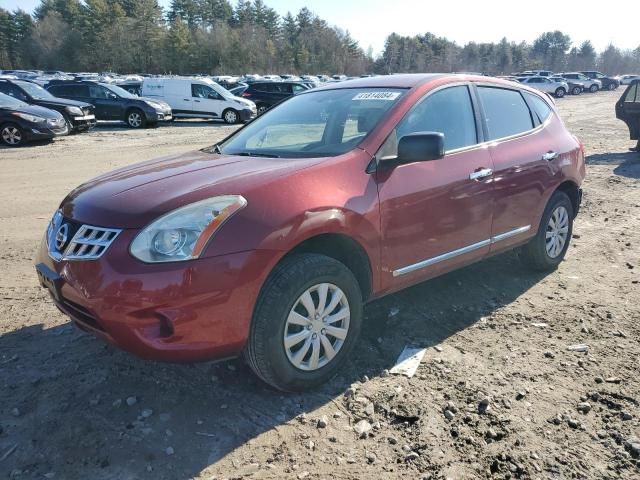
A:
157;314;175;338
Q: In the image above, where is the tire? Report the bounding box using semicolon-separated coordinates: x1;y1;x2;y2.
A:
245;253;363;392
589;84;598;93
608;83;617;91
222;108;239;124
1;123;25;147
256;104;268;116
125;108;146;129
571;86;582;95
554;87;566;98
520;191;574;272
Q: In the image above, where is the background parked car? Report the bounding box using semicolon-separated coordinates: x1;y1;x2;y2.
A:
228;83;249;97
560;72;601;93
518;76;568;97
549;76;583;95
615;74;640;85
47;81;172;128
615;79;640;148
240;81;310;114
0;92;67;146
141;77;255;124
0;79;95;132
580;71;619;91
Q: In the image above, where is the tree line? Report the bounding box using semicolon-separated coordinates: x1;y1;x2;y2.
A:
1;0;639;76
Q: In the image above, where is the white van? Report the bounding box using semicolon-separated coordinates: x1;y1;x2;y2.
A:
141;77;256;124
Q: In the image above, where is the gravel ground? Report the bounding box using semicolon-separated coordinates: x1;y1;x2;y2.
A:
0;91;638;480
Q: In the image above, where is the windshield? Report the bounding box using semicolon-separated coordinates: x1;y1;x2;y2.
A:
103;83;137;99
0;92;27;108
220;88;405;158
16;81;55;100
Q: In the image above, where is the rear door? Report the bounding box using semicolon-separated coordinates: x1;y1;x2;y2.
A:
476;86;555;251
376;84;495;290
616;82;640;139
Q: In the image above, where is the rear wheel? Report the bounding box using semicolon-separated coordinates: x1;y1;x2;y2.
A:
554;87;566;98
257;104;268;116
571;86;582;95
126;109;146;129
608;83;617;91
520;191;574;271
589;84;599;93
222;108;239;124
245;254;363;391
1;123;24;147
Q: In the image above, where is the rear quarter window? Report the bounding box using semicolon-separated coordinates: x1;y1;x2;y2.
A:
624;83;639;103
524;92;552;123
478;87;534;140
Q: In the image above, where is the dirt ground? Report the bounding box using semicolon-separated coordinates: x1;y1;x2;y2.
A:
0;90;638;480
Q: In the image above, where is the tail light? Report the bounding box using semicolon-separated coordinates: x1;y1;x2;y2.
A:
241;92;251;97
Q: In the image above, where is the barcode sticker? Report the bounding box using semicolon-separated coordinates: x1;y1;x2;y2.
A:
352;91;400;101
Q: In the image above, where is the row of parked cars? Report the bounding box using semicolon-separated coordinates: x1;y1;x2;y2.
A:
503;70;624;98
0;74;324;146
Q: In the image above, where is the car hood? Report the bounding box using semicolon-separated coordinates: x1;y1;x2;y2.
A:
34;97;93;110
60;150;320;228
2;103;63;119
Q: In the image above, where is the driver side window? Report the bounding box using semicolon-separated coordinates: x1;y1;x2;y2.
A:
89;85;110;99
379;85;478;159
191;84;220;100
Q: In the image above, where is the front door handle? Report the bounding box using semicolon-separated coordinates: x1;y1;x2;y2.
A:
542;151;559;161
194;99;201;103
469;168;493;180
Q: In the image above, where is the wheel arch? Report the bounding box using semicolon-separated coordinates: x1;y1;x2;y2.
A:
554;180;581;218
278;233;373;301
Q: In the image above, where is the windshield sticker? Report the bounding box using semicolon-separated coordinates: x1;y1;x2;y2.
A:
352;91;401;101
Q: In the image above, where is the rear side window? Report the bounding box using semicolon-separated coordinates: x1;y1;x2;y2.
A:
49;85;82;96
524;92;552;122
624;83;639;103
478;87;533;140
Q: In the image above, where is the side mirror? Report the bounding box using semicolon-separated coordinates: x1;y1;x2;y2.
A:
396;132;445;164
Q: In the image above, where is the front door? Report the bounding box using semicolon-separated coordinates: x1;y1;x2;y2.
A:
375;84;494;291
191;83;223;118
88;84;121;120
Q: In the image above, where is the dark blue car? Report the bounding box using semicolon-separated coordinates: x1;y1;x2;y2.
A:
0;92;68;147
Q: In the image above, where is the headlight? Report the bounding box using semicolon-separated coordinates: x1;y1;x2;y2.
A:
12;112;45;123
130;196;247;263
66;106;83;116
145;100;164;110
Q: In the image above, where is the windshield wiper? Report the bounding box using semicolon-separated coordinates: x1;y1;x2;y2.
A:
212;144;222;154
233;151;280;158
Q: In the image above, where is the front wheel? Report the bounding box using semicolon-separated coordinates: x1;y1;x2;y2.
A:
555;88;566;98
222;108;239;124
1;123;25;147
520;191;574;271
245;254;363;391
126;109;146;128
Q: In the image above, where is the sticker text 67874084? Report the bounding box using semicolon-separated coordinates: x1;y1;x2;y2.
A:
352;91;401;101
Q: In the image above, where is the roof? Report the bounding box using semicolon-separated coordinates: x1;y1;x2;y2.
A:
314;74;446;91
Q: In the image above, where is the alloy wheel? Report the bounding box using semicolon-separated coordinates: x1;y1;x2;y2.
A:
128;112;142;128
257;105;267;115
545;206;569;258
1;126;22;145
224;110;237;124
283;283;350;371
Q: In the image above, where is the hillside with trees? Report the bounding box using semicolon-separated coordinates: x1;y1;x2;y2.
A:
1;0;639;75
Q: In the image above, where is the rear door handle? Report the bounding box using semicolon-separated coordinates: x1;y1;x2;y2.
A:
194;99;201;103
542;151;559;161
469;168;493;180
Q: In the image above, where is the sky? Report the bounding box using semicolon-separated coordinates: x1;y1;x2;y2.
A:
2;0;638;56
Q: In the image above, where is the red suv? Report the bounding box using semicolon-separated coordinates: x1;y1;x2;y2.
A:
36;74;585;391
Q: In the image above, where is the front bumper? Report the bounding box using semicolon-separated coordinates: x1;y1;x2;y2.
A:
239;107;257;122
35;228;277;362
26;123;68;141
70;114;96;131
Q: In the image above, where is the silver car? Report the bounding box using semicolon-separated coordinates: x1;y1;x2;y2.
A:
560;73;602;93
518;76;569;98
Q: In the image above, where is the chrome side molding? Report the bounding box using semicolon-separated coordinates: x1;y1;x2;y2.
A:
392;225;531;277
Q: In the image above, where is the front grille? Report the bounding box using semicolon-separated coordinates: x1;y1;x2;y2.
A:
47;211;121;261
